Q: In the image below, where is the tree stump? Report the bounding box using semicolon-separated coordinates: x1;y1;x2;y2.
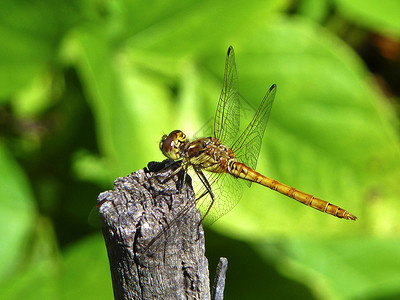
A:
98;160;224;300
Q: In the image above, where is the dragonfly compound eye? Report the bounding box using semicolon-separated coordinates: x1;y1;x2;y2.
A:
159;135;168;151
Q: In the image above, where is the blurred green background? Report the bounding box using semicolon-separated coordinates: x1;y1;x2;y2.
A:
1;0;400;299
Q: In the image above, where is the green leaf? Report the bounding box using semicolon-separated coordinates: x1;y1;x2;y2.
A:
122;0;286;54
0;234;112;300
264;237;400;299
0;144;37;282
207;15;400;300
71;26;172;178
297;0;331;23
70;0;288;178
213;15;400;239
334;0;400;36
0;0;79;98
0;218;60;300
60;234;112;300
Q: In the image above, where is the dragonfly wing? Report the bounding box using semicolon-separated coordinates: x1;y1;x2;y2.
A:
88;205;102;228
189;167;244;225
213;46;240;147
232;84;277;186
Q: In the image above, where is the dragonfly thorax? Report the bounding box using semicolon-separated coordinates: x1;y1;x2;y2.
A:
160;130;190;161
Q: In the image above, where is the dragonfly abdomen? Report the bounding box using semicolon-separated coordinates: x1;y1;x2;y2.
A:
231;162;357;220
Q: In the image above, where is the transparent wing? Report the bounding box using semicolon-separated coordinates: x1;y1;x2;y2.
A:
232;84;277;186
213;46;240;147
192;117;213;140
188;167;245;225
88;206;102;228
148;163;245;249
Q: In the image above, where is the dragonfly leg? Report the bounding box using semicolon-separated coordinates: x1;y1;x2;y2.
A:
179;163;189;192
192;168;214;241
194;168;215;223
156;161;185;186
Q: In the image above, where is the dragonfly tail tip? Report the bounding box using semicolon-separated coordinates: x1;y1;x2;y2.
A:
346;214;357;221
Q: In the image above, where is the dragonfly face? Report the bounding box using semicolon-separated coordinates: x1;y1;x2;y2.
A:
160;130;189;161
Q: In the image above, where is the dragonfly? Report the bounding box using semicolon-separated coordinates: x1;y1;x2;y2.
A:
160;46;357;223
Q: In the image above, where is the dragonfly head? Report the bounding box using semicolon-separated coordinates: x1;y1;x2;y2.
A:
160;130;189;161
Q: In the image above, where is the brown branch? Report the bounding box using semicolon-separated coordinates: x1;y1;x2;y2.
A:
212;258;228;300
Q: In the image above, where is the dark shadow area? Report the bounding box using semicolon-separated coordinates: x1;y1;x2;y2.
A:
206;229;316;300
371;294;400;300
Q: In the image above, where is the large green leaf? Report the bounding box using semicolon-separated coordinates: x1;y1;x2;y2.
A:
70;0;286;178
259;237;400;299
60;234;112;300
0;0;80;99
0;234;111;300
211;16;400;300
0;144;37;282
0;218;60;300
334;0;400;36
213;16;400;238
